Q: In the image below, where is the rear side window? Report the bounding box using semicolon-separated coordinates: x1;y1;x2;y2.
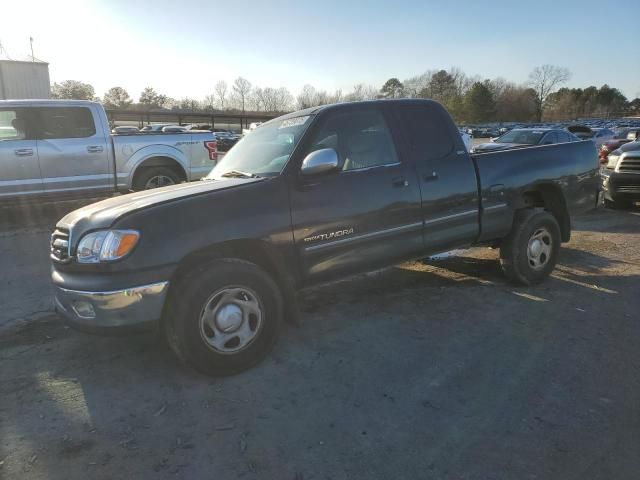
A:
0;109;29;141
38;107;96;139
395;104;454;161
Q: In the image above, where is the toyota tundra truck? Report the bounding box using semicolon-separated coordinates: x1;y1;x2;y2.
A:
0;99;217;201
50;99;600;375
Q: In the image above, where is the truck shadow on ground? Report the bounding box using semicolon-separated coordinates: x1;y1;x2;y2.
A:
3;242;640;478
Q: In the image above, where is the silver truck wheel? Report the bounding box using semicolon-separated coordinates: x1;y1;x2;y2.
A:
526;227;553;270
500;210;561;285
144;174;176;189
132;167;181;191
164;258;283;376
199;287;264;354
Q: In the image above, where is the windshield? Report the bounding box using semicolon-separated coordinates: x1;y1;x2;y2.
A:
495;130;545;145
207;115;313;178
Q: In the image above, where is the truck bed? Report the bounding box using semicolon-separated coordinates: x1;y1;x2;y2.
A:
473;140;600;242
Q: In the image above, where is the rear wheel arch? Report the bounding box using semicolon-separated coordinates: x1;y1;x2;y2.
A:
519;184;570;242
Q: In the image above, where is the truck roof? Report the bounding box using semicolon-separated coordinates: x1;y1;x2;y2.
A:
276;98;442;121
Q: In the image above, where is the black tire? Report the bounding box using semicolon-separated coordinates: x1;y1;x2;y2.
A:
500;210;561;286
132;167;181;191
164;259;283;376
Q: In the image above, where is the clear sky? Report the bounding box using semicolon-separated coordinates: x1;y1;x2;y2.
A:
3;0;639;101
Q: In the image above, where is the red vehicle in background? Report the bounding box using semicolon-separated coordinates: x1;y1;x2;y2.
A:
599;128;640;163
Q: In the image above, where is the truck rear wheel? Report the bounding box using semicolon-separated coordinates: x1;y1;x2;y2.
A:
164;259;283;376
500;210;561;286
132;167;181;191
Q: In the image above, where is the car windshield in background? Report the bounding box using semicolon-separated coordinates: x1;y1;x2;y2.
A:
496;130;545;145
207;115;313;178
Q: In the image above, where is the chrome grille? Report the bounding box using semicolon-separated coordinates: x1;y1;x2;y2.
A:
618;157;640;172
50;228;71;263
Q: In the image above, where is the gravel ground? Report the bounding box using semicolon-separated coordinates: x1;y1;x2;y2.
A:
2;201;640;479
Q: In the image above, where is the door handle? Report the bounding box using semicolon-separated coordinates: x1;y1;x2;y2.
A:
14;148;34;157
87;145;104;153
392;176;409;187
423;171;439;182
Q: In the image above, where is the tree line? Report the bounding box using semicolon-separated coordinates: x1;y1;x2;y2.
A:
50;65;640;122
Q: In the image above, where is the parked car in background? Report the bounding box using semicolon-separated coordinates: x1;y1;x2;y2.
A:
460;129;471;151
50;99;599;375
0;100;217;201
185;123;212;131
567;125;615;149
601;139;640;208
471;128;579;153
112;126;139;134
162;126;188;133
141;123;180;133
215;131;241;152
599;128;640;162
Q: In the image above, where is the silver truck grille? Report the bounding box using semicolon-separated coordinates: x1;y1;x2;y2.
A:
50;228;71;263
618;158;640;172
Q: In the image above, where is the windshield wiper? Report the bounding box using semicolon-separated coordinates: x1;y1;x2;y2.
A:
220;170;260;178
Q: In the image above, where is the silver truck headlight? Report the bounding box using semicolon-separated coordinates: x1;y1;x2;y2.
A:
76;230;140;263
606;154;620;169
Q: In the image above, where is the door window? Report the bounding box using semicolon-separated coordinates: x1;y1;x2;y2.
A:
306;109;399;171
396;104;455;161
541;132;557;144
0;109;30;141
37;107;96;139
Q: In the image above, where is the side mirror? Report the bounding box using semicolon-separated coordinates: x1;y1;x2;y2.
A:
301;148;339;176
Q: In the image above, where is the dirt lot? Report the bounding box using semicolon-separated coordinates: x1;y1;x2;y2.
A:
2;200;640;479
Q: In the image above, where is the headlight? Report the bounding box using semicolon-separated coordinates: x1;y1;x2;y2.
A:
76;230;140;263
606;154;620;169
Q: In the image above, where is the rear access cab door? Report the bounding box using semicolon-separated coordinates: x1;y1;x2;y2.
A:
288;104;424;282
34;104;112;196
0;107;44;200
392;101;480;253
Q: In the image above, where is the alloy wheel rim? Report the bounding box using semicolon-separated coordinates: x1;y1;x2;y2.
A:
144;175;175;189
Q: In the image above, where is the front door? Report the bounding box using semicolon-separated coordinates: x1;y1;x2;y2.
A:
289;106;423;282
34;105;111;196
393;103;480;253
0;107;43;200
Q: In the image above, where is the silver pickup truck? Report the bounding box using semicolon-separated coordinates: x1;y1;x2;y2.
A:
0;99;218;200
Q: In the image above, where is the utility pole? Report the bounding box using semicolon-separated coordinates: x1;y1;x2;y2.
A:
29;37;34;62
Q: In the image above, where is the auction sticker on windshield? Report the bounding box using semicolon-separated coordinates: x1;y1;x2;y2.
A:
279;116;310;129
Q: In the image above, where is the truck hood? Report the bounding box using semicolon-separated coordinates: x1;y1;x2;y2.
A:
58;177;264;233
618;140;640;154
473;142;527;153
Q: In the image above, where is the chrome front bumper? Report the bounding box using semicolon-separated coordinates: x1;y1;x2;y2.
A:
54;281;169;331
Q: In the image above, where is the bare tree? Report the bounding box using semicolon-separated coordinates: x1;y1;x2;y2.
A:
528;65;571;121
297;84;317;109
232;77;252;113
214;81;228;109
202;94;216;111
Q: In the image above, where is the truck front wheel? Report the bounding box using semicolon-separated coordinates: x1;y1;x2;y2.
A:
500;210;561;286
164;259;283;376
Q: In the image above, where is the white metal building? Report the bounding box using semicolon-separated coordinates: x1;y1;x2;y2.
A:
0;58;50;100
